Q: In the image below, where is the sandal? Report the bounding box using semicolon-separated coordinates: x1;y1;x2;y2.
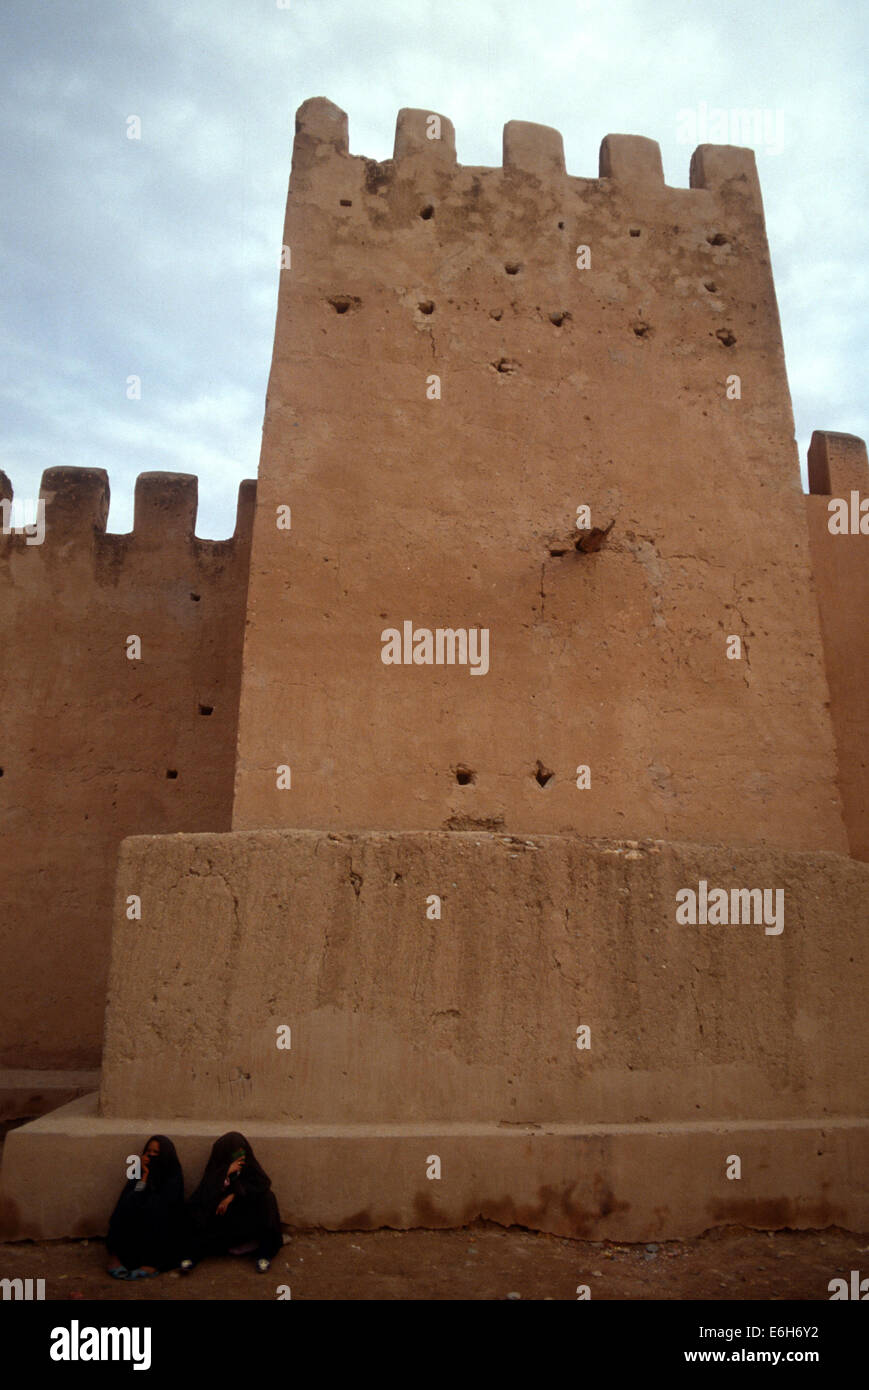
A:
109;1266;130;1280
128;1267;159;1279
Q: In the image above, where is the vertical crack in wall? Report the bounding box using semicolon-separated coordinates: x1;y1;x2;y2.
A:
731;579;752;687
349;860;363;898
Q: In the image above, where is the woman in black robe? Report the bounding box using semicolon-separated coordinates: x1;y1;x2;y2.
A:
105;1134;185;1279
181;1131;283;1273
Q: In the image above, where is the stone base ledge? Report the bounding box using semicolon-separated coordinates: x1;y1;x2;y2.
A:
1;1095;867;1243
0;1069;101;1128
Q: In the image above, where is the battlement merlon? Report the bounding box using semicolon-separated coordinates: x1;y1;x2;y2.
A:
0;467;256;550
287;96;764;222
808;431;869;497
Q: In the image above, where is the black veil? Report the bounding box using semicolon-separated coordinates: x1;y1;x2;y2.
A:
188;1131;273;1208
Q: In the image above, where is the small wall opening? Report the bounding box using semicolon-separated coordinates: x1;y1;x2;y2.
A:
534;761;555;788
339;199;352;207
420;204;434;220
190;592;201;602
505;262;521;275
707;232;729;246
199;704;214;716
166;769;178;779
715;328;737;347
455;765;476;786
418;300;435;315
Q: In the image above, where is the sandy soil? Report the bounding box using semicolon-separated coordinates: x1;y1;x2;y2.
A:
2;1223;866;1301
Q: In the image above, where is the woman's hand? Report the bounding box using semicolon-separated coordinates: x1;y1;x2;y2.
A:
216;1194;235;1216
226;1157;246;1177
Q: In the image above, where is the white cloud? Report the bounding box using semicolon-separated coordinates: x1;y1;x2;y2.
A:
0;0;865;537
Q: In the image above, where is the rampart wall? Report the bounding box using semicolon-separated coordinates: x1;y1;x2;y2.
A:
0;468;254;1068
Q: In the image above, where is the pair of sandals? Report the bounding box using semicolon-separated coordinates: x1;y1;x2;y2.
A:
109;1266;158;1280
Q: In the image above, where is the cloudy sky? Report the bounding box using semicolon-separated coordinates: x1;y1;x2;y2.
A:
1;0;865;536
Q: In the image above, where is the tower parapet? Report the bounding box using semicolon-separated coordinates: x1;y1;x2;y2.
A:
291;97;764;216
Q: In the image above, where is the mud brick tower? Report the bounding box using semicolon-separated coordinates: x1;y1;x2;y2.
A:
1;99;867;1242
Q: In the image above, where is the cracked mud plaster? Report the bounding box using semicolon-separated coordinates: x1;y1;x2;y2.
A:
99;828;869;1131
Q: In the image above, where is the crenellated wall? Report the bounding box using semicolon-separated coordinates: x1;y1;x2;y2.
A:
0;103;864;1093
0;100;866;1246
0;467;255;1068
232;100;848;855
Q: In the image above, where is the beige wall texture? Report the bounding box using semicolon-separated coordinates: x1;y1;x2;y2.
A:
0;468;254;1068
99;828;868;1126
805;432;869;861
233;100;847;855
1;102;866;1247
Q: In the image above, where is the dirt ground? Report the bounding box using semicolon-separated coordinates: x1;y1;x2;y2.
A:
1;1223;865;1301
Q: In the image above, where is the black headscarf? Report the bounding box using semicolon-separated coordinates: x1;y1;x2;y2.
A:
106;1134;185;1271
188;1132;273;1209
141;1135;182;1192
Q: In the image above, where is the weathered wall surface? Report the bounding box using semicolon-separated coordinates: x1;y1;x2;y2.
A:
100;828;868;1124
233;100;846;854
0;468;255;1068
805;432;869;861
0;100;865;1248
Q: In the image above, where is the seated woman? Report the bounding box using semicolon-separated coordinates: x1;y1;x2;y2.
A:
181;1131;283;1274
106;1134;185;1279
